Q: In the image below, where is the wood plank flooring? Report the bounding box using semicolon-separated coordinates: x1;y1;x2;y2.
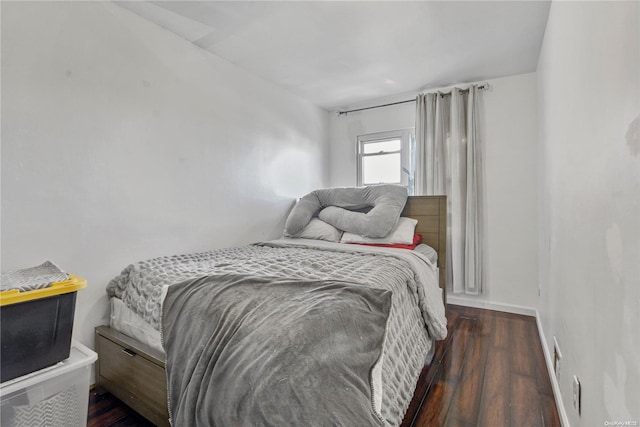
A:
88;304;560;427
88;390;155;427
402;304;560;427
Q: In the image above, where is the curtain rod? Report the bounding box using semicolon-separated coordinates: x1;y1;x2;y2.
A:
337;83;489;116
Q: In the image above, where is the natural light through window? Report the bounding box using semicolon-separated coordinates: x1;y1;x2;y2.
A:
362;139;401;154
357;130;413;190
362;150;401;184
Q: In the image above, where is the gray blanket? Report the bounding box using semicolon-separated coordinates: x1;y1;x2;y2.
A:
0;261;68;292
162;273;391;427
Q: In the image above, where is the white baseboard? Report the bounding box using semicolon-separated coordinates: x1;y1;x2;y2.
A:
447;295;537;317
535;311;570;427
446;296;570;426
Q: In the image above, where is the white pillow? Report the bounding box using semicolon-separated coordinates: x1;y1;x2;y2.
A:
286;218;343;242
340;217;418;245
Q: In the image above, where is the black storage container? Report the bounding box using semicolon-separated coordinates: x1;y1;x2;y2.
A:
0;276;86;383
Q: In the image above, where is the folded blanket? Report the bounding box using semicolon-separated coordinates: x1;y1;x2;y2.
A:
162;273;391;427
0;261;68;292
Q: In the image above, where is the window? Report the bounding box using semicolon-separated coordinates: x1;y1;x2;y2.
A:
356;129;414;193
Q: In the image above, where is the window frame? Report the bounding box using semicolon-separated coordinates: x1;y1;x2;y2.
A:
356;129;414;190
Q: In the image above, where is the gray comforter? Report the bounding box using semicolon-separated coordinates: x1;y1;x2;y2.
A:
163;274;391;426
107;239;446;426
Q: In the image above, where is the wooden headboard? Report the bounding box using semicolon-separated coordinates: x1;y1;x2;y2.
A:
401;195;447;305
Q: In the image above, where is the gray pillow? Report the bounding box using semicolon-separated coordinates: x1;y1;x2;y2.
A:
285;218;343;242
284;185;408;238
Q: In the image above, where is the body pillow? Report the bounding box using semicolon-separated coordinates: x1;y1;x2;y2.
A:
285;185;408;238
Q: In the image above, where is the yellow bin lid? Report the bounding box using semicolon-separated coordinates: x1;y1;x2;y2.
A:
0;274;87;306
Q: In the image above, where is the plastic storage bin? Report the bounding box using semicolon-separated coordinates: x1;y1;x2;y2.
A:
0;275;86;382
0;340;97;427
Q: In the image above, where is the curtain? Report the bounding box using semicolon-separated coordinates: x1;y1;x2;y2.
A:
414;86;483;295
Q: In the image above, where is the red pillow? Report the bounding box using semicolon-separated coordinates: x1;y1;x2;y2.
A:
347;234;422;250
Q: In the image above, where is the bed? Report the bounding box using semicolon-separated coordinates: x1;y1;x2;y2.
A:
95;194;447;427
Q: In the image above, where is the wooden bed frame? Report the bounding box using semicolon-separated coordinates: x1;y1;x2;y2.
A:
402;195;447;306
95;195;447;427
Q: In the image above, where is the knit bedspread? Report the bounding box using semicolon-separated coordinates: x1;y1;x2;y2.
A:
106;239;446;425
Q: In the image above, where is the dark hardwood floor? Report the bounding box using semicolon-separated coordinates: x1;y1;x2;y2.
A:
402;304;560;427
88;390;155;427
88;304;560;427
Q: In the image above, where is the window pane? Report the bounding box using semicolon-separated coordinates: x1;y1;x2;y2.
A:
363;153;401;184
363;139;401;154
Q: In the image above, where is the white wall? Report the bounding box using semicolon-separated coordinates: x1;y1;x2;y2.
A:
1;1;328;353
329;73;540;311
329;92;417;187
537;1;640;425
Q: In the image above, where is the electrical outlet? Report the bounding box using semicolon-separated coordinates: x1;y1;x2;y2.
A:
573;375;581;416
553;337;562;381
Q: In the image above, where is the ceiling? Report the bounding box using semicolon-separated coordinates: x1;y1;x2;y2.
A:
115;1;551;110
